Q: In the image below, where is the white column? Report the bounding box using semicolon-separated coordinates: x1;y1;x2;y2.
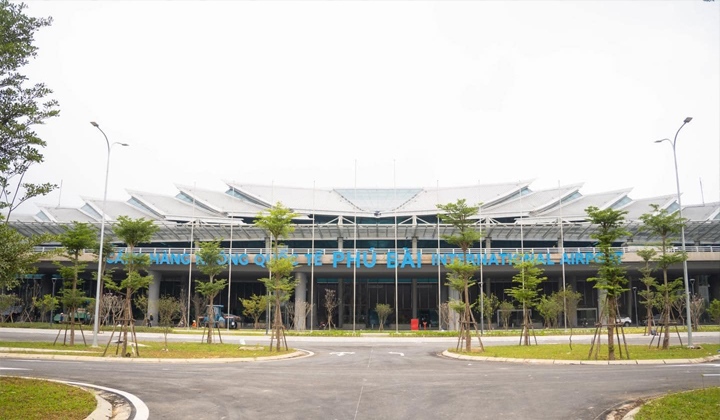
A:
147;271;161;326
294;272;307;331
448;288;460;331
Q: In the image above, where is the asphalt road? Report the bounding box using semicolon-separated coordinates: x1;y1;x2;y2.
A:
2;329;720;420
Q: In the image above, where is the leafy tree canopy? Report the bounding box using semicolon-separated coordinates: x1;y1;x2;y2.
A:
1;1;59;220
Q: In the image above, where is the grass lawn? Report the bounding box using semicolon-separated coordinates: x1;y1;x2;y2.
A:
0;377;96;420
634;387;720;420
0;341;295;358
452;343;720;360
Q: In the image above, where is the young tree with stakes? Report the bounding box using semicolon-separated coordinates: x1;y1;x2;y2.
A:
54;222;97;345
157;295;183;351
195;240;228;343
639;204;688;349
586;206;630;361
437;199;484;352
254;203;298;351
506;256;547;345
104;216;158;357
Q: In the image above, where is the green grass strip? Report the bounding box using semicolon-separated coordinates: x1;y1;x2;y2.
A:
0;377;96;420
452;343;720;360
635;387;720;420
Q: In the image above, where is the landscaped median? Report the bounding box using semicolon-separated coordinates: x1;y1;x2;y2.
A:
444;343;720;364
0;341;302;362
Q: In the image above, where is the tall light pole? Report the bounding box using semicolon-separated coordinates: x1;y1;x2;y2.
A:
90;121;128;347
654;116;693;348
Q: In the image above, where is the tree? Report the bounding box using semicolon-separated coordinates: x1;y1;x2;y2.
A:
0;1;59;221
254;203;298;351
506;256;547;344
240;294;268;329
553;285;582;329
636;248;659;335
32;293;57;323
104;216;158;356
639;204;687;349
134;293;148;325
437;199;483;352
0;215;51;291
689;295;705;332
295;301;313;331
537;294;562;328
157;295;182;351
0;293;19;322
586;206;629;360
498;301;514;330
438;302;450;331
54;222;97;345
324;289;337;330
480;293;500;330
195;240;228;343
375;303;393;331
708;299;720;326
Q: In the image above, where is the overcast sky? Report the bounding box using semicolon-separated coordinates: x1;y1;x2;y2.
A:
14;1;720;215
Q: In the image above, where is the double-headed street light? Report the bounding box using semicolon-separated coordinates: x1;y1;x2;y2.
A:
90;121;129;347
654;116;693;348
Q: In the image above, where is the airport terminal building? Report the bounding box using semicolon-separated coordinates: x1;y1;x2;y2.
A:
9;179;720;329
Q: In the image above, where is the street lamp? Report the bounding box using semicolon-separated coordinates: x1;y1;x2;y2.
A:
654;116;693;347
632;287;638;326
90;121;129;347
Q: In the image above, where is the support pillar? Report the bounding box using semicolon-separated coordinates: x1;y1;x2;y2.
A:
147;271;161;326
448;288;460;331
294;272;307;331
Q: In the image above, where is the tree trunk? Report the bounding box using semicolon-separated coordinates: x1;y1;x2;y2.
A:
463;282;471;351
523;306;530;346
607;297;616;361
122;288;132;356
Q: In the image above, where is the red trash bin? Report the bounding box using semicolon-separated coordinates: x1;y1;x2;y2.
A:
410;318;419;331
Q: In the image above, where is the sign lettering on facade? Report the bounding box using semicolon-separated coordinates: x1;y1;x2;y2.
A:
107;249;622;268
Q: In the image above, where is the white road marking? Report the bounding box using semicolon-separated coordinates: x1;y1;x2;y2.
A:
388;352;405;357
0;367;31;371
330;352;355;357
66;381;149;420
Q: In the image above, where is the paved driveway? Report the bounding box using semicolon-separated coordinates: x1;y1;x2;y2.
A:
2;329;719;419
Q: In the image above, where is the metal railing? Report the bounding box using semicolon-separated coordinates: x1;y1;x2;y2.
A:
33;245;720;256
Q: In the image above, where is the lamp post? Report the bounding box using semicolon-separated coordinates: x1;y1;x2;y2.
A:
654;116;693;347
632;286;638;326
90;121;128;347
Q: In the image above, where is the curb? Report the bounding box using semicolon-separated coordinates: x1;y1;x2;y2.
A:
0;349;309;363
440;350;720;365
86;390;113;420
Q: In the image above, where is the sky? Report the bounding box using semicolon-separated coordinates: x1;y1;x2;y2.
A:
12;0;720;215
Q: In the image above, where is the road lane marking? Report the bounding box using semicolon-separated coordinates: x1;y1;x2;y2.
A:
330;352;355;357
389;352;405;357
